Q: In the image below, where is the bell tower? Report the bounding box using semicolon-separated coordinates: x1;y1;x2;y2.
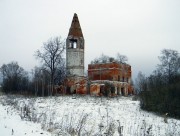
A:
66;13;84;77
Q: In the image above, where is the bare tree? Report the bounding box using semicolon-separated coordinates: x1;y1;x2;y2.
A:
135;71;147;93
0;61;28;93
99;53;109;63
116;53;128;63
31;67;43;96
90;53;128;64
35;37;65;95
91;58;99;64
158;49;180;84
54;58;66;85
91;54;110;64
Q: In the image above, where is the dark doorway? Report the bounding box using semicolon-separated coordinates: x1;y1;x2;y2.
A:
111;86;115;94
73;88;76;94
66;87;71;94
100;85;104;94
121;88;124;96
117;87;120;95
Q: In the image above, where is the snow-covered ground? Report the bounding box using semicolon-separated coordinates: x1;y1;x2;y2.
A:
0;95;180;136
0;97;51;136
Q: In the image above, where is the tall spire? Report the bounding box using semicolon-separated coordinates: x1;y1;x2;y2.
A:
68;13;83;37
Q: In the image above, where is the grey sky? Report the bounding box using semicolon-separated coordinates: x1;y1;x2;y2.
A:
0;0;180;80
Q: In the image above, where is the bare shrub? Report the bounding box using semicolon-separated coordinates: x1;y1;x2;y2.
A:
105;121;116;136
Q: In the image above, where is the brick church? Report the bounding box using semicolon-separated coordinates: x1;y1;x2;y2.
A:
65;13;134;96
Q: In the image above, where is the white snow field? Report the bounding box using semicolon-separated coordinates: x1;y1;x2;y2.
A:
0;98;51;136
0;95;180;136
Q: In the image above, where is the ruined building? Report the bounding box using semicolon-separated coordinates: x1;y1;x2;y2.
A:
65;13;134;96
65;13;87;94
88;62;134;96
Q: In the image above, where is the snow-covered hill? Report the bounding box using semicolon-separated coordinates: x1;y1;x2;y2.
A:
0;96;51;136
0;95;180;136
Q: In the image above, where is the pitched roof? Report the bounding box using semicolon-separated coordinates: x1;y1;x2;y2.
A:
68;13;83;37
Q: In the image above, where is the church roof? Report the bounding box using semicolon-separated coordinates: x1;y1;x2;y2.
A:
68;13;83;38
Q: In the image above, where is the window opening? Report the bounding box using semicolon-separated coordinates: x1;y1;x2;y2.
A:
73;42;77;48
122;77;124;82
69;39;78;49
118;75;120;81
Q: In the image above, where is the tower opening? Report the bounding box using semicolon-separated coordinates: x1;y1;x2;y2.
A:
73;42;77;48
68;39;78;49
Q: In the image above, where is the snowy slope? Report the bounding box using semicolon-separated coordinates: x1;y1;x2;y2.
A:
0;95;180;136
0;101;51;136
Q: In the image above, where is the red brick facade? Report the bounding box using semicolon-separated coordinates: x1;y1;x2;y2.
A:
88;62;131;82
88;62;134;96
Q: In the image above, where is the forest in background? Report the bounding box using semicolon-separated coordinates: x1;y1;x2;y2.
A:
136;49;180;119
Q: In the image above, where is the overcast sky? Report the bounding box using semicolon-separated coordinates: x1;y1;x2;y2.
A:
0;0;180;80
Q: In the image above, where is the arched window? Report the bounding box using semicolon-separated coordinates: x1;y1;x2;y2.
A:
73;42;77;48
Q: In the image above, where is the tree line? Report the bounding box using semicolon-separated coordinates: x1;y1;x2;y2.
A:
0;37;66;96
135;49;180;118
